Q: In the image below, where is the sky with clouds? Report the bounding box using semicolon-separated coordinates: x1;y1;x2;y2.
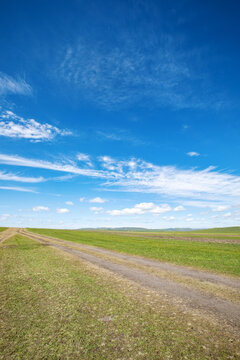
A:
0;0;240;229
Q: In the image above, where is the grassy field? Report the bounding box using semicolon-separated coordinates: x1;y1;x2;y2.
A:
0;227;7;233
28;228;240;277
1;235;239;359
191;227;240;235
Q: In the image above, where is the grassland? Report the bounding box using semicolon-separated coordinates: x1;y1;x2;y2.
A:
191;226;240;235
29;228;240;276
1;235;240;359
0;227;7;233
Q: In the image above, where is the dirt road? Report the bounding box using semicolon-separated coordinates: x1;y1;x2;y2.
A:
0;228;18;243
17;228;240;329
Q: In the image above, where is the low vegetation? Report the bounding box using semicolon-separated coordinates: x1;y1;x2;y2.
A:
192;226;240;234
0;227;7;233
29;228;240;276
1;235;239;359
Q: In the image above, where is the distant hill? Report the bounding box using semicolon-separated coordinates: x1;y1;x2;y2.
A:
79;227;197;232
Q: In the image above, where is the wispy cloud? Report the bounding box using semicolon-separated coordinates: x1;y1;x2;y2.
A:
57;35;223;110
0;153;107;178
0;171;44;183
32;206;49;212
0;186;37;193
0;110;71;141
77;153;93;167
1;153;240;202
65;201;74;206
0;72;32;96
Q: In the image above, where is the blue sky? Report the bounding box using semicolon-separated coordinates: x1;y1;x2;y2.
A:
0;0;240;229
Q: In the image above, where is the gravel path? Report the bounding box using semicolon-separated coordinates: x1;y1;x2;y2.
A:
20;229;240;328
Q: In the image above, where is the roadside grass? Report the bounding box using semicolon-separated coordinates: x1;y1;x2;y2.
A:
0;227;7;233
29;228;240;277
1;235;240;360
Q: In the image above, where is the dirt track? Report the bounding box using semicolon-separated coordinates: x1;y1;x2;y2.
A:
0;228;18;243
16;228;240;329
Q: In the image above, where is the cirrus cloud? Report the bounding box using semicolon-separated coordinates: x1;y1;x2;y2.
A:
0;72;32;96
1;153;240;203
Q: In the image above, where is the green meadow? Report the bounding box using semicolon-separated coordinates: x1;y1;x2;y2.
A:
28;228;240;277
1;235;239;360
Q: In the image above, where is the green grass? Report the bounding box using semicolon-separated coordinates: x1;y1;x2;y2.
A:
28;228;240;277
0;227;7;233
1;235;239;359
110;230;240;240
191;226;240;235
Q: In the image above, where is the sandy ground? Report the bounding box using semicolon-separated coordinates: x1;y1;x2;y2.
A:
17;228;240;329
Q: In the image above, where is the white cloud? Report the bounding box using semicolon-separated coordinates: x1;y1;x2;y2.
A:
187;152;200;157
173;205;185;212
0;110;71;141
0;171;44;183
0;72;32;96
0;186;37;193
65;201;74;206
223;212;232;218
32;206;49;212
107;202;171;216
77;153;92;166
89;206;104;214
212;205;230;212
89;197;107;203
79;197;85;202
56;208;69;214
